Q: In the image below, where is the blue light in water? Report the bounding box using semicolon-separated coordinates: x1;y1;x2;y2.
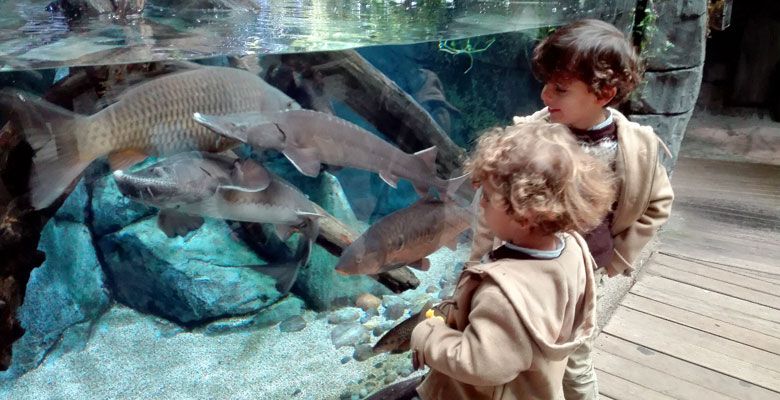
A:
54;67;68;83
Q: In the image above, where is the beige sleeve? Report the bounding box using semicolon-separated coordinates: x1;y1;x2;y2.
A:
609;161;675;276
410;283;533;386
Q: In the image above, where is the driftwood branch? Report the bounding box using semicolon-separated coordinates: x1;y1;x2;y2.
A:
273;50;467;176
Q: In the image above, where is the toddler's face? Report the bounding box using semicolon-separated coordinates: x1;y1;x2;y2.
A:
541;76;610;130
479;186;520;242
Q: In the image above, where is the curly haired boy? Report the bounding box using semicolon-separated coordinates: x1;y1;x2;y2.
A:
410;122;615;400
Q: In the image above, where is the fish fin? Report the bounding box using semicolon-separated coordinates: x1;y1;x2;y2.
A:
156;209;204;238
252;263;300;295
108;149;148;171
223;235;309;295
408;258;430;271
378;170;399;188
444;237;458;251
270;235;312;294
390;339;411;354
444;172;471;199
192;112;250;143
231;159;270;191
412;184;429;197
274;224;295;241
283;147;321;177
221;149;240;158
294;214;321;247
0;89;93;209
413;146;438;173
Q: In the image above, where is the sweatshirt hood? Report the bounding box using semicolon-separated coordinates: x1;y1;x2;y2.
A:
466;232;597;361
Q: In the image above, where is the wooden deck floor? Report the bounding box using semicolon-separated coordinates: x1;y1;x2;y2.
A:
595;157;780;400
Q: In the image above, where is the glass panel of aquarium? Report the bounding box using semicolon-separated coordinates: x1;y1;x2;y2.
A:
0;0;637;399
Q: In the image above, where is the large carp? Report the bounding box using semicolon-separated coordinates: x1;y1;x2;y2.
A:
0;66;298;209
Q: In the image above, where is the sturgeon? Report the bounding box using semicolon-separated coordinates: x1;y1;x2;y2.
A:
335;196;472;275
192;109;469;198
112;152;320;240
0;66;299;209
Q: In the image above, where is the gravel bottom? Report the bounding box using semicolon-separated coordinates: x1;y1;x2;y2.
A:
0;245;469;400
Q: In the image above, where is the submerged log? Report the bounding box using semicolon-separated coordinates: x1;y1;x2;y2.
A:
272;50;467;176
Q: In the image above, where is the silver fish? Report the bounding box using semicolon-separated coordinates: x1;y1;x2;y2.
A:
112;152;319;240
192;109;469;198
335;196;472;275
0;66;299;209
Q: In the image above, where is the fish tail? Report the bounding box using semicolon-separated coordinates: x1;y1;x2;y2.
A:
0;89;93;209
262;234;312;294
443;172;471;199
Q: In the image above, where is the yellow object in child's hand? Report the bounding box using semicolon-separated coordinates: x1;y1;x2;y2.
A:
425;309;444;322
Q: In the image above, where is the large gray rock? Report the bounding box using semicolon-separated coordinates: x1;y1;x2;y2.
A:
2;220;109;378
641;0;707;71
629;66;703;114
98;217;283;325
54;178;88;223
90;172;156;237
629;110;694;170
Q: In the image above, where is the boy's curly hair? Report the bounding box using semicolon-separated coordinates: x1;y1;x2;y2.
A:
532;19;642;106
465;123;616;236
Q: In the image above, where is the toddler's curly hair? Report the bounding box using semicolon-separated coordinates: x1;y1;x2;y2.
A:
465;122;616;236
532;19;642;106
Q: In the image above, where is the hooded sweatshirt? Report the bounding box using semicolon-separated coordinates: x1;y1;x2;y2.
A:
411;232;597;400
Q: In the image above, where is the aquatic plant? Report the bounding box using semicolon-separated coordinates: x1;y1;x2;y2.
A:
634;0;674;58
437;37;496;74
535;26;557;41
443;83;505;147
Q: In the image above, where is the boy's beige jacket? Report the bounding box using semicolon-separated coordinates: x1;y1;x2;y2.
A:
470;107;675;277
411;232;597;400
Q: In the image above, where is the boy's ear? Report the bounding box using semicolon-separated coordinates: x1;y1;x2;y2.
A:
598;86;618;106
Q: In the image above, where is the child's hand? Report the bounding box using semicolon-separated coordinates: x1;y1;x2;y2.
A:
412;309;445;370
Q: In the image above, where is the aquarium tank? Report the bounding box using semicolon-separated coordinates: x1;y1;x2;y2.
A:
0;0;637;398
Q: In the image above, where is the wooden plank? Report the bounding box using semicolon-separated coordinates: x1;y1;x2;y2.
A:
594;348;735;400
671;158;780;207
596;369;677;400
595;333;780;400
665;254;780;285
632;275;780;328
653;253;780;294
647;262;780;309
604;307;780;391
621;293;780;354
660;236;780;274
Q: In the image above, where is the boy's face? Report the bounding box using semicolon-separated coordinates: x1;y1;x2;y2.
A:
479;185;524;242
541;76;613;130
